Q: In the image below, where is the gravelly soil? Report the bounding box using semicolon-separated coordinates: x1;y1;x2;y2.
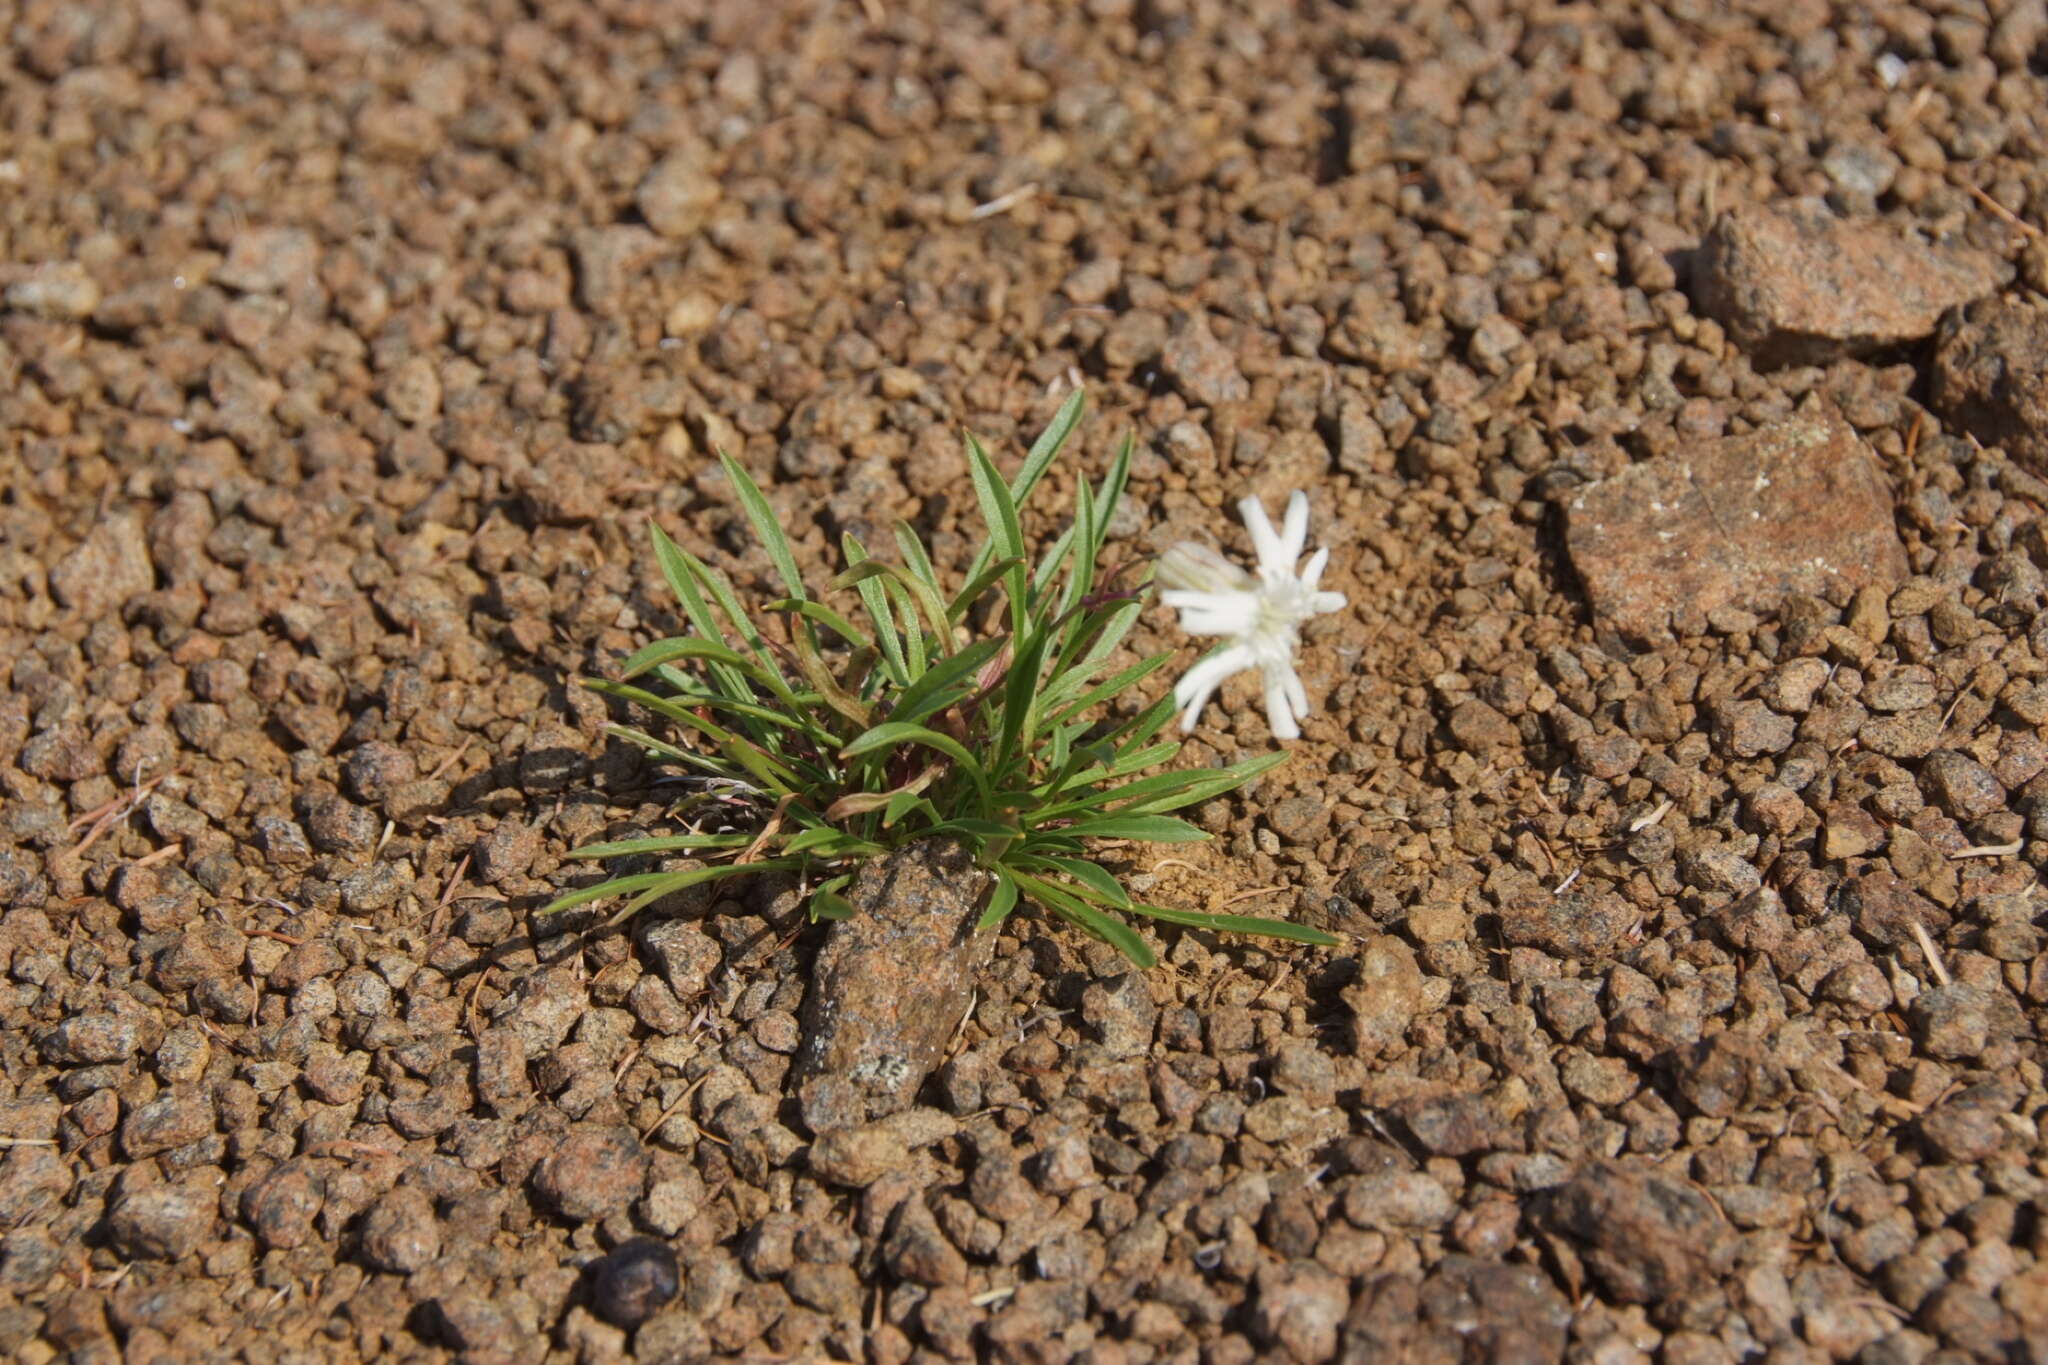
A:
5;2;2048;1362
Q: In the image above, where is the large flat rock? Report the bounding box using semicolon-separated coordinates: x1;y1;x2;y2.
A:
793;840;993;1134
1693;199;2007;367
1565;410;1907;640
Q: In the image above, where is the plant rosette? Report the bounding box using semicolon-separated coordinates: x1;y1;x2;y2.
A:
545;391;1336;970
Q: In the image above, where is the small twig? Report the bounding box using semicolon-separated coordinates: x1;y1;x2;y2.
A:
970;1286;1017;1308
466;964;493;1032
373;819;396;858
1212;884;1286;910
247;928;305;947
968;184;1038;221
1628;799;1673;833
1956;178;2042;239
425;736;474;784
430;850;472;942
0;1137;57;1147
740;794;795;864
131;843;182;868
1888;86;1934;140
640;1072;712;1142
1553;867;1582;895
68;768;177;855
1909;919;1952;988
1949;840;2022;859
950;988;978;1050
304;1139;402;1161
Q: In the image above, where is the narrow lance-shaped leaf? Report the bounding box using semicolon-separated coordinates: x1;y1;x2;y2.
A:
962;388;1085;589
842;534;910;687
538;860;791;918
840;722;992;804
650;524;752;703
1124;902;1339;948
1013;871;1155;967
977;865;1021;931
717;451;811;603
965;434;1031;639
1059;812;1209;843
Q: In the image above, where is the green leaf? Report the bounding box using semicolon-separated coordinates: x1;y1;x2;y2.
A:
1124;902;1339;948
840;723;991;801
1097;693;1179;755
618;636;755;682
616;638;812;726
689;551;798;691
842;535;910;687
886;575;927;677
1019;854;1131;908
976;865;1021;931
1014;389;1087;505
603;723;707;769
714;732;804;795
1062;813;1209;843
1086;434;1135;568
1049;594;1147;691
565;832;750;859
650;524;751;703
959;387;1085;593
607;860;795;924
1014;872;1155;967
1116;751;1290;814
538;860;788;918
827;560;894;592
1050;740;1181;794
598;691;809;792
996;626;1050;768
1044;653;1173;728
852;559;951;648
1031;519;1082;603
948;555;1027;624
887;636;1005;728
937;817;1021;840
892;520;943;595
767;598;874;653
811;886;856;920
1034;755;1284;822
883;788;928;828
782;824;884;857
586;677;812;740
717;450;810;602
965;434;1030;638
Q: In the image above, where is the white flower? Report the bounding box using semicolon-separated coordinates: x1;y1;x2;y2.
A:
1156;491;1346;741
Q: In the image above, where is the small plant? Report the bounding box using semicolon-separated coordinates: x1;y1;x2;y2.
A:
544;393;1337;967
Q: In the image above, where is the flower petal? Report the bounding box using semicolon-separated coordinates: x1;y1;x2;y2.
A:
1163;590;1260;638
1279;491;1309;567
1173;644;1255;732
1158;542;1252;595
1262;671;1300;741
1298;546;1329;592
1238;495;1286;573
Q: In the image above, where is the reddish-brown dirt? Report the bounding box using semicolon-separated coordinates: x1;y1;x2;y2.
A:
4;2;2048;1362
